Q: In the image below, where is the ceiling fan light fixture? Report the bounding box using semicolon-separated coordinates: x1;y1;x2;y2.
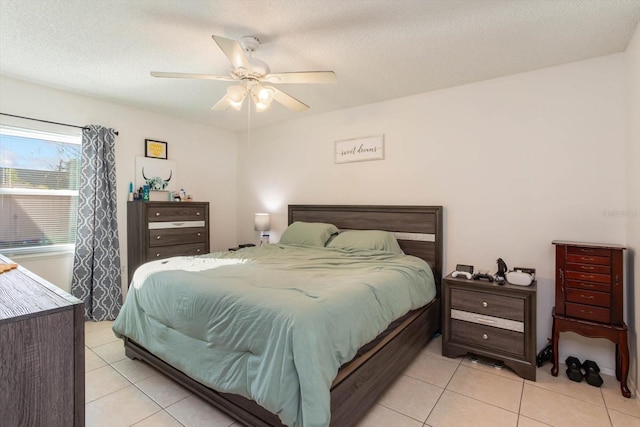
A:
251;85;274;112
227;85;247;110
257;85;274;103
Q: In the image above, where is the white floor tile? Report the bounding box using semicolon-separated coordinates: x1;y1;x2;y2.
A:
135;374;192;408
378;375;443;422
166;395;235;427
356;403;423;427
426;390;518;427
86;385;162;427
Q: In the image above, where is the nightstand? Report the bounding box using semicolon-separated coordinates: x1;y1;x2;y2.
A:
229;243;256;251
442;273;537;380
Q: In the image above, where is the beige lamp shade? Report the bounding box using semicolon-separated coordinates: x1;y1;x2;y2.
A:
254;213;270;232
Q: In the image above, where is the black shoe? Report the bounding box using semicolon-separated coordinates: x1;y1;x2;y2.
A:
565;356;584;382
583;360;603;387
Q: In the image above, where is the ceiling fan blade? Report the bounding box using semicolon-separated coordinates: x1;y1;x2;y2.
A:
271;87;309;112
151;71;236;81
211;95;231;111
263;71;337;84
212;35;250;70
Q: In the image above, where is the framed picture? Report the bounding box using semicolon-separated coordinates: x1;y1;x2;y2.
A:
145;139;168;159
335;134;384;164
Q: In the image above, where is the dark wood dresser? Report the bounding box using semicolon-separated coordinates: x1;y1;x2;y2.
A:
0;255;84;426
127;201;210;284
442;273;537;380
551;240;628;397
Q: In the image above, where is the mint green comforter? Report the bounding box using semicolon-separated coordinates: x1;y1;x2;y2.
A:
113;244;435;427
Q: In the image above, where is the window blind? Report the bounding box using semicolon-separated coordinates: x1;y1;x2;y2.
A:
0;125;81;254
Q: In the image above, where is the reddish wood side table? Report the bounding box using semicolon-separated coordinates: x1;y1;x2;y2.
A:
550;240;629;398
551;310;630;398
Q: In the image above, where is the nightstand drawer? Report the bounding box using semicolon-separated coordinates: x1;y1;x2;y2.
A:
566;279;610;293
566;271;610;284
451;288;524;322
146;243;208;260
450;320;524;357
149;228;207;247
566;263;610;275
147;206;206;222
567;246;611;257
566;254;610;265
566;288;610;308
566;302;610;323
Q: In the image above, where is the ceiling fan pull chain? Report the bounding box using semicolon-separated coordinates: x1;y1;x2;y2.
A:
247;98;251;149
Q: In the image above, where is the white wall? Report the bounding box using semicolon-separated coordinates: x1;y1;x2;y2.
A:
626;22;640;397
237;54;629;376
0;76;238;297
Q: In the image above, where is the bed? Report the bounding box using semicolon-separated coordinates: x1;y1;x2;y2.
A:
115;204;443;427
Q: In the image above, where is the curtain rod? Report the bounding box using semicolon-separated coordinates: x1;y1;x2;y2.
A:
0;112;119;135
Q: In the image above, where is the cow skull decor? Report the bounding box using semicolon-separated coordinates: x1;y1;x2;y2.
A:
142;167;172;190
135;157;177;193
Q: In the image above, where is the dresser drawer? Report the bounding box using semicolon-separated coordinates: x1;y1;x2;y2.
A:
149;228;207;247
566;271;610;284
451;288;524;322
450;320;524;357
566;288;610;308
147;206;206;222
566;279;610;293
566;302;610;323
566;254;610;265
566;262;610;275
146;243;208;260
567;246;611;257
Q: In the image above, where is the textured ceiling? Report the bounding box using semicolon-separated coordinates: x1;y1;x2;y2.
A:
1;0;639;132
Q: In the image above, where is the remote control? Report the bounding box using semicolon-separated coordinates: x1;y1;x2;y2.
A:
472;273;494;282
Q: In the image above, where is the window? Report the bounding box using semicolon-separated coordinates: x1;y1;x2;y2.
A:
0;125;82;254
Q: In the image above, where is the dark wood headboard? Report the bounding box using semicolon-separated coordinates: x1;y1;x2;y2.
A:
288;205;443;292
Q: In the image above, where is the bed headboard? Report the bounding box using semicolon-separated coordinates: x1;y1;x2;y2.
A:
288;205;443;292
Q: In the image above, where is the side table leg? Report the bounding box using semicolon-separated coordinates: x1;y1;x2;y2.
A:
615;344;620;381
619;330;630;398
551;316;559;377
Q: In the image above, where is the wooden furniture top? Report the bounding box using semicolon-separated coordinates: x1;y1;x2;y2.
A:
552;240;626;250
0;254;81;323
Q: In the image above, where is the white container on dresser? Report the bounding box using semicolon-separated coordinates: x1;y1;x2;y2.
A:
127;201;210;285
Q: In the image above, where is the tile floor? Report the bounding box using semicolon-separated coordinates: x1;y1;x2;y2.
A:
85;321;640;427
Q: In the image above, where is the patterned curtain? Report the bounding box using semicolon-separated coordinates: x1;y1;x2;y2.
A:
71;125;122;321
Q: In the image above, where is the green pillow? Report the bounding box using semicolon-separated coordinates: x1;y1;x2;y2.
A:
326;230;403;254
279;221;339;247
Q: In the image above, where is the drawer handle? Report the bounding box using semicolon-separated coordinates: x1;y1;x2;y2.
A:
155;212;161;217
156;236;161;240
482;334;488;340
196;249;201;253
580;274;594;280
172;222;184;226
580;249;595;253
580;309;593;314
582;283;594;288
580;266;595;270
581;257;594;262
482;301;488;308
156;253;161;257
197;233;201;236
196;212;201;216
580;294;594;299
475;317;495;324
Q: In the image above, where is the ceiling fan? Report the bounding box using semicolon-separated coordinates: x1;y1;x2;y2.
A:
151;35;337;112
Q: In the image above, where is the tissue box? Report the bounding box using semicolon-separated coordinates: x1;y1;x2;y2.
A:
149;191;170;201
